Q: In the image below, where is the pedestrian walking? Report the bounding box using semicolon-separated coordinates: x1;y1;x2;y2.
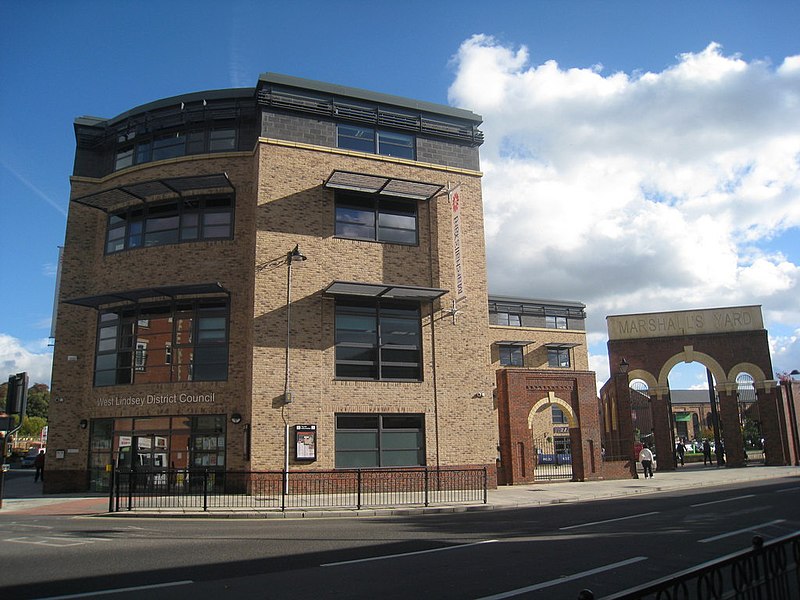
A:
639;444;654;478
702;439;712;465
675;440;686;466
34;449;46;482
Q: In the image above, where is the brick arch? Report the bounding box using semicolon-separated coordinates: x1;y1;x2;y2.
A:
657;347;727;388
627;370;657;390
727;362;767;387
527;391;577;429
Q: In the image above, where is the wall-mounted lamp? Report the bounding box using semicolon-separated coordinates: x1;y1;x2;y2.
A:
230;413;242;424
619;358;630;374
79;419;88;429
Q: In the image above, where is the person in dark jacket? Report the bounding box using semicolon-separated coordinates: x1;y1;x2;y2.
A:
34;450;46;482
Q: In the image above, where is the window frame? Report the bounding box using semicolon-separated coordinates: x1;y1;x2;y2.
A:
334;191;418;246
334;413;425;468
545;315;568;330
498;345;524;367
335;299;422;382
497;312;522;327
105;196;234;254
93;298;229;387
336;124;415;160
547;347;572;368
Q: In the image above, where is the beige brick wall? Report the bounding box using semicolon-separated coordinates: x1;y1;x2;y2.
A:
251;140;496;470
488;326;590;371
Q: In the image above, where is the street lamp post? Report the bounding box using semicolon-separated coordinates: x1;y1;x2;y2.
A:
283;245;306;499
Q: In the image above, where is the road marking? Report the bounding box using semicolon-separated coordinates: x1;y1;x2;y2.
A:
559;511;659;530
776;486;800;493
699;519;785;543
474;556;649;599
690;494;755;508
5;536;113;547
35;580;194;599
321;539;497;566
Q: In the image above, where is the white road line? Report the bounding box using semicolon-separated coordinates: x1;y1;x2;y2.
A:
776;486;800;493
35;580;194;599
474;556;649;599
699;519;785;543
5;536;114;547
690;494;755;508
321;539;498;567
560;511;659;530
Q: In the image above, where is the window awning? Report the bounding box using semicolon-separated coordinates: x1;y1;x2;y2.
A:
63;282;229;309
324;170;443;201
674;412;693;422
71;173;235;213
495;340;535;347
545;342;581;350
324;281;447;302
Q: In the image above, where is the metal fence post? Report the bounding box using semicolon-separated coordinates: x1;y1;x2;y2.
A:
424;469;429;507
357;469;362;510
107;463;115;513
203;469;209;512
127;470;134;511
281;469;286;512
483;467;488;504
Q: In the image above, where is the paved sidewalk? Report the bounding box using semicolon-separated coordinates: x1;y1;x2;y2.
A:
1;463;797;518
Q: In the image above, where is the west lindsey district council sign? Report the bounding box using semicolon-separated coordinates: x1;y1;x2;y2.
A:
607;306;763;341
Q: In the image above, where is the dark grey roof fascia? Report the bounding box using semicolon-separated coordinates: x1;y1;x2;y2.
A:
489;294;586;309
75;88;256;129
259;72;482;124
323;281;447;302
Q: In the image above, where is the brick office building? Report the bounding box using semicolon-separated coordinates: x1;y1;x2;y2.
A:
47;73;501;493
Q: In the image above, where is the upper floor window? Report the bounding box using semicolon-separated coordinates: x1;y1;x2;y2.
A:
337;125;415;160
114;125;237;171
499;345;524;367
545;315;568;329
94;299;228;387
335;192;417;245
335;299;421;381
547;347;571;368
497;312;522;327
552;406;568;424
106;196;233;254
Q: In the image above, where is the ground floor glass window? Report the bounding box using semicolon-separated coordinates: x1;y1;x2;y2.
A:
334;413;425;468
88;414;226;491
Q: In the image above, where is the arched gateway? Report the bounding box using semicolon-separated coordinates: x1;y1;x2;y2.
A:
600;305;795;473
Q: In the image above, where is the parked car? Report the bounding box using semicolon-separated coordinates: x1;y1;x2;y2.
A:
20;448;43;468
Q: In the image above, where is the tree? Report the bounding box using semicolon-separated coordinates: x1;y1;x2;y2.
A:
25;383;50;419
20;416;47;437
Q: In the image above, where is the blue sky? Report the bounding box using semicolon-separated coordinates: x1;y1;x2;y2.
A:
1;0;799;389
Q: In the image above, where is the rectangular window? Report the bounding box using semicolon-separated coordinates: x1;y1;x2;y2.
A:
335;192;417;245
105;196;233;254
545;315;568;329
335;299;421;381
337;125;415;159
499;345;524;367
94;299;228;386
335;413;424;468
547;347;571;368
497;312;521;327
552;406;568;424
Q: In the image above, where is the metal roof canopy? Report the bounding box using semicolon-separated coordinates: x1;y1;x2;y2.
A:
495;340;535;347
324;170;443;201
324;281;447;302
63;282;229;309
545;342;581;349
71;173;234;213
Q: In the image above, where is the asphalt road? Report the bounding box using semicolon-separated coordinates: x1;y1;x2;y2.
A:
1;475;798;599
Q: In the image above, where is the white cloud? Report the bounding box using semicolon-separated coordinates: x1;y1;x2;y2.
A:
449;36;800;387
0;333;53;386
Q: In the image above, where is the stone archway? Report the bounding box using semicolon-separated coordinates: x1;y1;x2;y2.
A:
527;393;578;480
604;306;790;470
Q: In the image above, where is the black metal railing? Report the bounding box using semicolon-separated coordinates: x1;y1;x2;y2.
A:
577;532;799;599
109;467;488;512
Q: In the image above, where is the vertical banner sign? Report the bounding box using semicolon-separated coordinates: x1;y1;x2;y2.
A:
449;185;466;301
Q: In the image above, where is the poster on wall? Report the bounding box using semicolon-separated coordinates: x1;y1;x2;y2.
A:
295;424;316;461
